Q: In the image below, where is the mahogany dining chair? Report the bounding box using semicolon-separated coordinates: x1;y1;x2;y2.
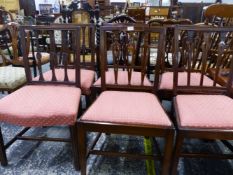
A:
77;25;174;175
170;25;233;175
0;25;82;170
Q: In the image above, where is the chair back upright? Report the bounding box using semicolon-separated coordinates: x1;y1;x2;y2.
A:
173;25;233;96
100;24;166;93
19;25;81;87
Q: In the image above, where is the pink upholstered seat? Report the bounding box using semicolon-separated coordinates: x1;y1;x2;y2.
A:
0;85;81;127
81;91;172;126
93;70;152;86
176;95;233;129
34;69;95;95
159;72;217;90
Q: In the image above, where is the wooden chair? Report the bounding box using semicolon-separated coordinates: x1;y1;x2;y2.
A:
199;4;233;70
77;25;174;175
0;25;82;170
34;24;96;106
170;25;233;175
203;4;233;27
148;20;193;100
6;22;50;76
0;24;26;93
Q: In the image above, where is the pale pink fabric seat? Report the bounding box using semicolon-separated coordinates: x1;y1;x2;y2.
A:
0;85;81;127
159;72;217;90
34;69;95;95
82;91;172;126
93;70;152;86
176;95;233;129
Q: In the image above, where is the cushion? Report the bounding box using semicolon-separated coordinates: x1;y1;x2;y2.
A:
0;85;81;127
94;70;152;87
81;91;172;126
0;66;26;90
176;95;233;129
34;69;95;95
159;72;217;90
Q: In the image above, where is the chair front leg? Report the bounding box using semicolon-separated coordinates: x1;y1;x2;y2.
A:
171;133;184;175
70;124;80;171
77;122;87;175
0;127;7;166
161;130;174;175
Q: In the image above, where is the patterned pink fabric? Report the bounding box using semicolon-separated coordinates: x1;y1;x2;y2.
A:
34;69;95;95
81;91;172;126
159;72;216;90
176;95;233;129
94;70;152;86
0;85;81;127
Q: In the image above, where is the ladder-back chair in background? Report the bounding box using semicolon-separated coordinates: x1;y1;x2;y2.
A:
201;4;233;71
78;25;174;175
203;4;233;27
171;25;233;175
0;25;82;170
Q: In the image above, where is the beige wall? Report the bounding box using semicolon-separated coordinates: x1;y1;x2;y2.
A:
0;0;19;11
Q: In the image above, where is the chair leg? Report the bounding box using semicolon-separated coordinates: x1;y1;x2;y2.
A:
0;127;7;166
85;95;91;109
70;124;80;171
171;133;184;175
161;130;174;175
33;65;37;77
77;122;87;175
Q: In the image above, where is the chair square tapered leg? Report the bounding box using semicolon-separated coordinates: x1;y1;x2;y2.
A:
0;127;7;166
78;123;87;175
171;133;184;175
161;131;174;175
70;124;80;171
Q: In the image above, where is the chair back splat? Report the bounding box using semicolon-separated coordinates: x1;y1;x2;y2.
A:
19;25;81;87
173;25;233;96
99;24;166;93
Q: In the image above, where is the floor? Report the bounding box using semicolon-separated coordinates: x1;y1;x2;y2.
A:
0;91;233;175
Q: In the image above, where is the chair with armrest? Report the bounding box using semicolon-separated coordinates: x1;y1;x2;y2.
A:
77;25;175;175
171;25;233;175
0;25;82;170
